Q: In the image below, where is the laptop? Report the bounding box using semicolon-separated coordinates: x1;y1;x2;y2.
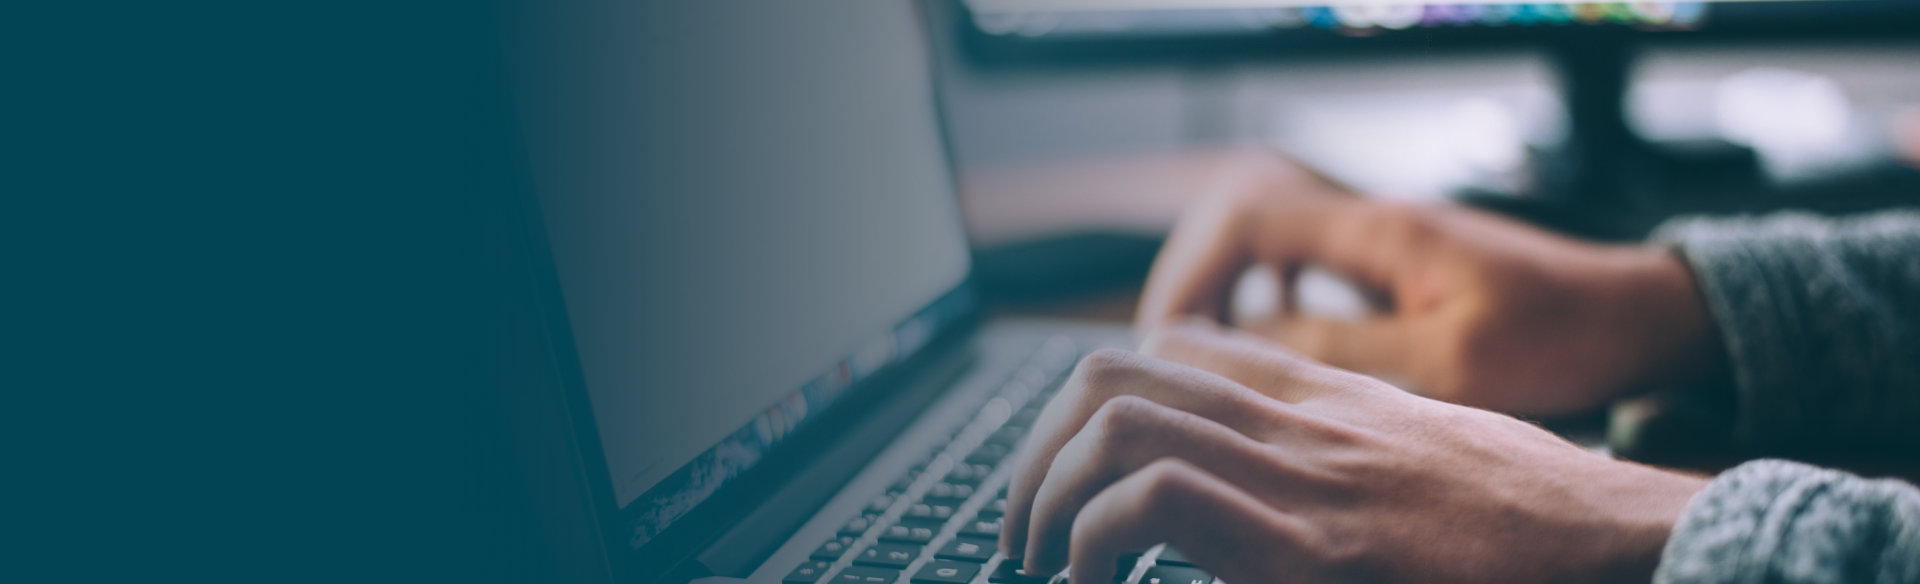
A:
499;2;1219;583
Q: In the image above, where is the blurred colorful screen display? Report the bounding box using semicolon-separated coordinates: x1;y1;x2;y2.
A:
965;1;1861;35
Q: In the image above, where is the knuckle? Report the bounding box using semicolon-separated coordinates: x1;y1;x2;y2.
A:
1135;458;1202;509
1088;395;1165;452
1066;507;1100;546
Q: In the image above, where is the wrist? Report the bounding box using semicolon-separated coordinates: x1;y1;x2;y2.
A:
1603;246;1729;394
1582;464;1710;584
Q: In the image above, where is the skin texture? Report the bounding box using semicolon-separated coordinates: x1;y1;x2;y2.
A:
1135;165;1724;416
996;324;1710;584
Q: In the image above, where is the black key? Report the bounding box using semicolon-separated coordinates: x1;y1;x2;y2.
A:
984;427;1026;447
891;463;929;491
988;559;1051;584
1007;408;1041;428
1138;565;1211;584
966;444;1013;465
868;494;896;513
835;566;901;584
1153;548;1196;567
812;536;857;560
854;542;920;568
935;537;995;563
897;516;947;531
924;482;975;504
912;560;981;584
946;463;994;485
879;523;937;544
904;503;955;522
1115;550;1157;581
786;560;832;584
840;514;878;536
976;497;1007;519
957;517;1002;538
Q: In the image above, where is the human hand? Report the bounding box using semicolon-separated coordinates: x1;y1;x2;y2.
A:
1137;182;1722;416
997;323;1708;584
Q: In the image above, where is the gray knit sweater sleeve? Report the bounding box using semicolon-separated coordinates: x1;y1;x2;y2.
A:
1647;211;1920;583
1655;459;1920;583
1652;211;1920;449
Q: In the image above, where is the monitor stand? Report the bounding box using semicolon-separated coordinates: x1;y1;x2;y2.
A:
1464;31;1767;241
1555;31;1770;199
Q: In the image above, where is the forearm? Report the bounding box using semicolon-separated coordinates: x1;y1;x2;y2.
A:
1655;459;1920;583
1652;211;1920;452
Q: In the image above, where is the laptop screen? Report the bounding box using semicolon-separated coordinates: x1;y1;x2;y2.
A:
517;1;972;551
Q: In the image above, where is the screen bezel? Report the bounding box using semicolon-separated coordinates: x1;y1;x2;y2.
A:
510;4;986;582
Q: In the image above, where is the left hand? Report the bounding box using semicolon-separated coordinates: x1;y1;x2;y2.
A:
1136;180;1722;417
997;322;1708;584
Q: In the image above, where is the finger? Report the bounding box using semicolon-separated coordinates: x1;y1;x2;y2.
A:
998;349;1284;558
1142;319;1392;404
1066;459;1311;584
1262;315;1413;378
1137;193;1398;336
1021;395;1294;574
1135;191;1255;333
1254;201;1427;298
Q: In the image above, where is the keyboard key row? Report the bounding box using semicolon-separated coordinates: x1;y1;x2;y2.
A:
903;503;955;522
1138;565;1210;584
946;463;995;486
923;482;974;504
812;536;857;560
956;517;1002;538
835;566;899;584
912;560;981;584
988;558;1050;584
788;343;1078;583
879;524;938;545
855;542;920;568
934;537;995;562
786;561;832;584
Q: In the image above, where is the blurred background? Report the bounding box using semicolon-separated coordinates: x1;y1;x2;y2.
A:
921;0;1920;319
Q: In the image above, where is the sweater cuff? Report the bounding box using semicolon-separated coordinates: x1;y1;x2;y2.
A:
1648;217;1799;448
1654;459;1920;584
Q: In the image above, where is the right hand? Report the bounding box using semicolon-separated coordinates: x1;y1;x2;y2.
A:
1135;174;1723;416
996;324;1707;584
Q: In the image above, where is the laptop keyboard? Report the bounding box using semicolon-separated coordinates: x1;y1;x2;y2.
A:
782;337;1222;584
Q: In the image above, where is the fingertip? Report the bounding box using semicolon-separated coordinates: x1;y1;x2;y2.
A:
997;512;1027;559
998;522;1029;560
1023;540;1062;580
